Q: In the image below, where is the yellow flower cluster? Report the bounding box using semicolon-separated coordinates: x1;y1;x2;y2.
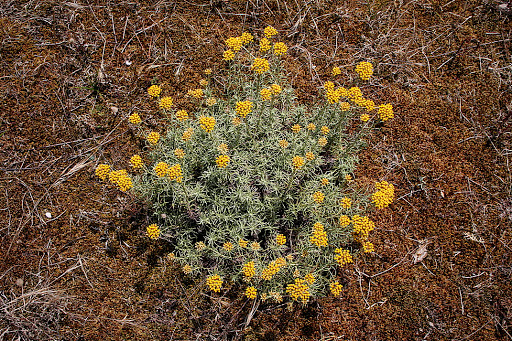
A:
325;88;342;104
232;117;241;126
318;137;327;147
273;42;287;56
146;224;160;239
320;126;329;135
128;113;141;124
378;103;394;121
362;241;375;253
372;181;395;209
235;100;253;117
245;286;257;299
279;140;289;148
250;241;261;251
291;124;301;133
260;87;272;101
286;278;310;303
199;79;208;87
195;241;206;251
260;37;271;52
264;25;278;38
321;178;329;186
204;68;212;75
313;191;325;204
345;174;353;181
270;83;282;94
183;264;192;274
154;162;169;177
187;89;204;99
330;281;343;296
206;274;223;292
332;66;341;76
261;257;287;280
130;155;143;169
348;87;362;100
206;97;217;106
276;234;286;245
360;114;370;122
217;143;229;153
95;164;111;180
175;110;188;121
239;239;249;248
168;164;182;182
352;215;375;241
199;115;215;133
304;273;315;285
340;102;350;111
305;152;315;161
216;155;230;168
307;123;316;131
310;222;328;247
340;197;352;209
251;58;270;74
174;148;185;159
147;85;162;97
334;248;353;267
223;49;235;61
225;36;243;52
363;99;375;112
324;81;335;91
147;131;160;145
292;156;304;169
355;61;373;81
159;96;173;110
339;215;351;227
242;261;256;278
182;127;193;142
241;32;254;44
223;242;234;251
108;169;133;192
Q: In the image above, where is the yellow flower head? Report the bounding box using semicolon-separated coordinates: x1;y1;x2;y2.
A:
279;140;289;148
348;87;362;99
225;36;243;51
264;25;278;38
147;85;162;97
175;109;189;121
261;258;287;280
340;197;352;209
312;191;324;204
292;156;304;169
236;100;254;117
325;89;341;104
321;178;329;186
174;148;185;159
168;164;182;182
204;68;212;75
130;155;143;169
310;222;328;247
241;32;254;44
199;79;208;87
324;81;335;91
232;117;242;126
216;155;230;168
344;174;352;181
276;234;286;246
318;137;328;147
187;88;203;99
95;164;111;180
320;126;330;135
259;37;271;52
223;242;234;251
195;241;206;251
154;162;169;177
273;42;287;56
339;215;351;227
378;103;394;121
147;131;160;145
307;123;316;131
352;214;375;242
223;49;235;61
250;241;261;251
270;83;282;95
334;248;353;267
199;115;216;133
182;264;192;274
206;274;223;292
332;66;341;76
147;224;160;239
128;113;141;124
206;97;217;106
340;102;350;111
355;61;373;81
304;273;315;285
260;88;272;101
251;58;270;74
239;239;249;248
362;241;375;253
372;181;395;208
245;286;257;299
291;124;301;133
242;261;255;278
360;114;370;122
305;152;315;161
182;127;193;142
364;99;375;112
286;278;310;303
159;96;173;110
330;281;343;296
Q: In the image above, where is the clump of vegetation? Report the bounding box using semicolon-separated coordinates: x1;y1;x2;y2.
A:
95;26;395;305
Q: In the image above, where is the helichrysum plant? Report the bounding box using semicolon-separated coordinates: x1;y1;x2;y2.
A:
94;27;395;305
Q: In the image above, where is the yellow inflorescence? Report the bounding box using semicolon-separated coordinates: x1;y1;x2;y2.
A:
245;286;257;299
241;32;254;44
175;110;188;121
199;115;216;133
264;25;278;38
305;152;315;161
183;264;192;274
251;58;270;74
223;242;234;251
360;114;370;122
378;103;394;121
348;87;363;100
217;143;229;154
225;36;243;52
195;241;206;251
339;215;351;227
362;241;375;253
242;261;256;278
130;155;143;169
232;117;241;126
147;131;160;145
174;148;185;159
324;81;335;92
325;89;341;104
206;97;217;106
340;102;350;111
147;85;162;97
304;273;315;285
128;113;141;124
187;88;204;99
356;61;373;81
260;87;272;101
199;79;208;87
352;214;375;242
261;257;287;280
204;68;212;75
279;140;289;148
223;49;235;61
320;126;329;135
182;127;193;142
310;222;328;247
330;281;343;296
168;164;182;182
276;234;286;246
372;181;395;209
236;100;254;117
292;156;305;169
260;37;271;52
147;224;160;239
250;241;261;251
216;155;230;168
313;191;325;204
318;137;327;147
239;239;248;248
345;174;353;181
270;83;282;94
364;99;375;112
108;169;133;192
307;123;316;131
332;66;341;76
286;278;310;303
206;274;223;293
159;96;173;110
273;42;287;56
321;178;329;186
334;248;353;267
291;124;301;133
340;197;352;209
154;162;169;177
95;164;111;180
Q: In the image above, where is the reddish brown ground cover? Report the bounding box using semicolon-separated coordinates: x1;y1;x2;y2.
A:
1;1;511;340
